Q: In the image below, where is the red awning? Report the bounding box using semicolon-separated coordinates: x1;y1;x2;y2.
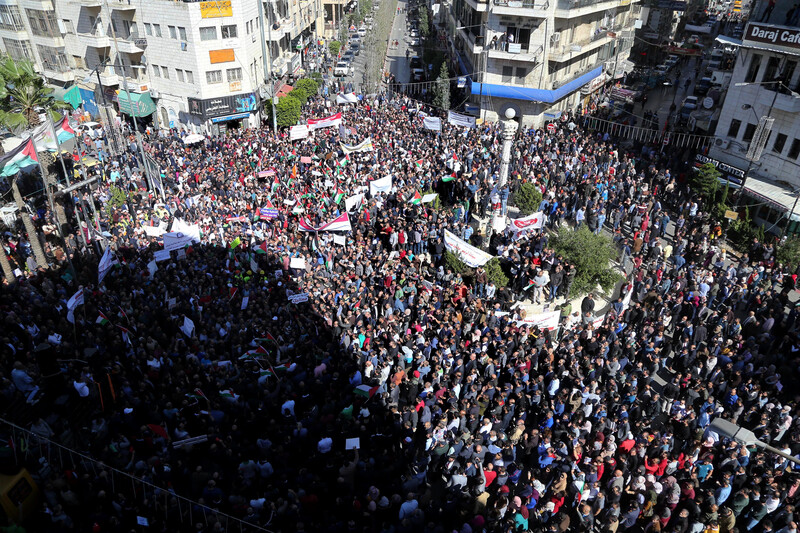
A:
276;84;294;98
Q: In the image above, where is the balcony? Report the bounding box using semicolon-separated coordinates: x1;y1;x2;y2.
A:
492;0;549;17
79;32;111;49
465;0;488;12
488;44;543;62
19;0;53;9
551;62;598;90
457;26;485;53
555;0;634;18
41;61;74;82
116;36;145;54
771;89;800;114
69;0;134;8
548;27;618;62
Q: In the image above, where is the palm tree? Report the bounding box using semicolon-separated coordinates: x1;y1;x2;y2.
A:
12;179;48;270
0;56;67;130
0;237;15;284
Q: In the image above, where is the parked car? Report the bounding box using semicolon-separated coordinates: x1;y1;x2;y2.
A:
694;77;713;96
76;122;104;138
334;61;351;77
342;50;355;63
350;42;361;56
680;95;699;119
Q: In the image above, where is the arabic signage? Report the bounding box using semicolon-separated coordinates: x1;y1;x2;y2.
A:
695;153;745;180
663;45;702;56
200;0;232;18
744;23;800;51
188;92;259;119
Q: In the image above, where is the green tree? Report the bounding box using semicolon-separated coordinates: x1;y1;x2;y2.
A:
329;40;342;58
293;78;319;101
484;258;509;287
512;183;543;216
433;62;450;110
288;88;309;105
418;7;430;39
777;235;800;271
551;225;621;298
275;95;302;128
690;162;721;207
0;57;67;131
443;250;466;274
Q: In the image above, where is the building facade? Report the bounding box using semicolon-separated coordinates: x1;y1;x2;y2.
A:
708;1;800;235
0;0;322;133
446;0;641;127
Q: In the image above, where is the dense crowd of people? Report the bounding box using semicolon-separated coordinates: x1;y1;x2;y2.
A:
1;88;799;533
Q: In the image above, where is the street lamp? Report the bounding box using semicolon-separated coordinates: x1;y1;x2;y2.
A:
709;418;800;465
485;108;516;247
85;60;120;156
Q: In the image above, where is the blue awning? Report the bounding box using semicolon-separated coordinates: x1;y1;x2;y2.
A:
471;66;603;104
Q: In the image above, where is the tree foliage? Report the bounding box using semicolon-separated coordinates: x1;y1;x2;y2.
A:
293;78;319;101
433;62;450;111
443;250;466;274
329;40;342;57
777;235;800;270
485;258;509;287
0;56;67;131
275;96;302;128
418;6;430;39
690;162;720;207
512;183;543;216
551;225;621;298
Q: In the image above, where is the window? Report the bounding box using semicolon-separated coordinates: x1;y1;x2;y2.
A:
153;23;162;37
727;119;742;138
763;56;780;85
0;5;24;31
227;67;242;81
73;55;85;69
36;44;69;72
206;70;222;83
781;60;798;92
176;68;185;82
186;70;194;84
745;54;762;83
221;24;237;39
774;133;788;154
790;139;800;159
179;26;187;41
200;27;217;41
62;20;74;34
3;38;32;61
516;67;528;82
742;123;757;142
26;9;58;37
144;22;152;36
246;20;252;35
161;66;169;79
152;64;160;77
168;25;177;39
502;66;513;83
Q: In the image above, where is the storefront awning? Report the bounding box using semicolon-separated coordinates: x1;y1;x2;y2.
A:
117;90;156;117
744;175;800;221
471;67;603;104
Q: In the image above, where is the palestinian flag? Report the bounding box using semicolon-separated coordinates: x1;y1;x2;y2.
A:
255;241;268;254
117;325;131;345
118;306;129;324
250;255;258;273
442;173;457;183
409;191;422;205
354;384;379;399
254;332;277;344
96;312;110;325
219;389;236;400
240;345;268;359
187;388;207;401
336;155;349;173
0;138;38;178
259;369;276;378
225;215;248;222
415;159;423;169
334;188;345;204
229;287;238;300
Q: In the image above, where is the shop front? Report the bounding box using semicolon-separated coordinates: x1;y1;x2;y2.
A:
116;90;158;129
187;92;261;134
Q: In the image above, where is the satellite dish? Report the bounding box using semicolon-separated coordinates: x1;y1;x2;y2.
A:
702;97;714;109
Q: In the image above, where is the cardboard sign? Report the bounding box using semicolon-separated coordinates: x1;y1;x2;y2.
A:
289;257;306;269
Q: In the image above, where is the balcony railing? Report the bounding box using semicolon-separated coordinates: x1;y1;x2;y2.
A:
493;0;549;7
556;0;629;10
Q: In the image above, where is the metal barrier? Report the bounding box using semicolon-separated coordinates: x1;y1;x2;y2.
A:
581;115;716;149
0;416;275;532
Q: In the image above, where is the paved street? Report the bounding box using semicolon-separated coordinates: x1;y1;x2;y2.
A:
386;0;411;86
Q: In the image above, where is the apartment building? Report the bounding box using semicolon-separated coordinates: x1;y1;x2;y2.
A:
708;1;800;236
0;0;322;133
447;0;640;127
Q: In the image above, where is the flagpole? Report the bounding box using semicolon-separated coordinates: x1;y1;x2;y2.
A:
31;134;77;279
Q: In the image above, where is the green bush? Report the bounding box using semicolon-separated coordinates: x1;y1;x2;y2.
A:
433;62;450;111
275;95;302;128
329;40;342;57
443;250;466;274
690;162;721;208
485;258;509;287
512;183;543;216
294;78;319;100
551;225;621;298
777;236;800;270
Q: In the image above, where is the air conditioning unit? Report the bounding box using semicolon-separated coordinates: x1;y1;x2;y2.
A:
715;138;729;149
150;89;160;98
551;32;561;44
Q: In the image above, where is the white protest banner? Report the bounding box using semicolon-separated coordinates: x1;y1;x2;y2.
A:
423;117;442;131
171;218;201;242
421;193;438;204
154;249;171;262
290;124;310;140
147;260;158;277
621;285;634;311
143;225;166;237
333;235;346;246
514;310;561;331
340;138;374;154
344;193;364;212
447;110;476;128
369;175;392;196
444;230;494;267
298;213;352;232
307;112;342;130
509;211;545;233
289;293;309;303
97;246;116;284
180;316;195;337
163;232;194;252
290;257;306;270
336;92;359;104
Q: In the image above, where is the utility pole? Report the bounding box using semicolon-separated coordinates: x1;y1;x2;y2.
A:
258;0;279;131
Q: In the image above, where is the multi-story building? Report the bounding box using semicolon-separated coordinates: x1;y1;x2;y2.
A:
446;0;641;127
0;0;322;133
708;1;800;235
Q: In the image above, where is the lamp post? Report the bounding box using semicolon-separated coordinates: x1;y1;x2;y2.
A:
486;108;516;247
709;418;800;466
91;60;120;156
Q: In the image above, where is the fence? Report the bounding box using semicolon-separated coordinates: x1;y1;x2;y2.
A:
581;115;716;150
0;416;275;532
